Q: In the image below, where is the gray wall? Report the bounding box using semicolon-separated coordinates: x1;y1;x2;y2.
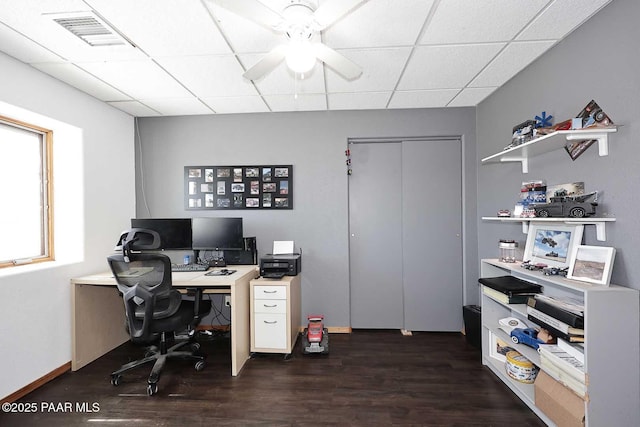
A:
136;108;478;327
476;0;639;290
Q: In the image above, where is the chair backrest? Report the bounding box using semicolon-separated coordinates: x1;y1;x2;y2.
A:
108;235;181;343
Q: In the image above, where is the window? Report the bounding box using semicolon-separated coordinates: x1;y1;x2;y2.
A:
0;115;54;267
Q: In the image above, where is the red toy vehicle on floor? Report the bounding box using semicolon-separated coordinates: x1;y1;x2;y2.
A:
302;315;329;355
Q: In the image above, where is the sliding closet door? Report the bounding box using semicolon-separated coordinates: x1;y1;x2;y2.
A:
349;138;463;331
348;142;404;328
402;139;462;331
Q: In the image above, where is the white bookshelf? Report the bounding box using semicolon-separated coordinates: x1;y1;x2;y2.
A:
480;259;639;426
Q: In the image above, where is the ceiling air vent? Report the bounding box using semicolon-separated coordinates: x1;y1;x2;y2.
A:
47;11;133;47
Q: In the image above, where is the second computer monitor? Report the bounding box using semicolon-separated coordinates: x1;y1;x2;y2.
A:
130;218;192;250
192;217;243;251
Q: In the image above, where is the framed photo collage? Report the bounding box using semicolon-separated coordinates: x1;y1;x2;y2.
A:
185;165;293;210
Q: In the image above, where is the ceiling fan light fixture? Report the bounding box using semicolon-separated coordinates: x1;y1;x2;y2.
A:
285;40;316;74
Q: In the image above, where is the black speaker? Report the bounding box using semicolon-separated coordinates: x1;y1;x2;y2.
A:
225;237;257;265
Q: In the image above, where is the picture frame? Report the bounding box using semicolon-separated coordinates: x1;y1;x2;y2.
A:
185;165;293;210
567;245;616;286
489;332;514;363
523;223;584;268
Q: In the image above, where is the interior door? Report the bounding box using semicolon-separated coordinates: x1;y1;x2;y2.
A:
348;142;404;328
348;138;463;331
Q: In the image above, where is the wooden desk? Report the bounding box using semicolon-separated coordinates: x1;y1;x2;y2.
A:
71;265;259;376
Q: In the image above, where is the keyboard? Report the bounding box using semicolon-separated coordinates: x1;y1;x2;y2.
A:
171;264;209;272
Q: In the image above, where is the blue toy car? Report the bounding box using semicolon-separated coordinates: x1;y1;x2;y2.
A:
510;327;546;350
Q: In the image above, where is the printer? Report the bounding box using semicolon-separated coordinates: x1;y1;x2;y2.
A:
260;253;301;279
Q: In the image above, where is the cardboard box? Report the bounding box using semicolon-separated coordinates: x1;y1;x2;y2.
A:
535;370;585;427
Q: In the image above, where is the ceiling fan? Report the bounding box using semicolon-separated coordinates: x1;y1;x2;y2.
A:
209;0;367;80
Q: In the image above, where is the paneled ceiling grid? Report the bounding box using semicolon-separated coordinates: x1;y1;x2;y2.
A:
0;0;613;116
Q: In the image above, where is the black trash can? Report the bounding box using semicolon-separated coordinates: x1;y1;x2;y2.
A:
463;305;481;350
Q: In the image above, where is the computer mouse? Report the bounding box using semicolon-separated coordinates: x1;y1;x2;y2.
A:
220;269;228;273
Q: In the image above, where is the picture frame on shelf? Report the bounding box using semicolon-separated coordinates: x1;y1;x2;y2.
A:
567;245;616;286
489;332;514;363
523;223;584;268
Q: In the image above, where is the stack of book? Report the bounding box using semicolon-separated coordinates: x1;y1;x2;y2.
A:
526;294;585;343
479;276;543;304
537;341;586;397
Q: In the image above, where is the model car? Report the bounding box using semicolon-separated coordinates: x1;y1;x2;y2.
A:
510;327;546;350
302;315;329;355
542;266;569;277
532;191;598;218
521;260;547;271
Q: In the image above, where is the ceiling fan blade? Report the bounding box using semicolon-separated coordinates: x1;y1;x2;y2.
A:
313;43;362;80
243;45;289;81
207;0;284;29
313;0;368;29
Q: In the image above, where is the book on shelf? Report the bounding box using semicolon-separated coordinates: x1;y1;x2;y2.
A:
527;296;584;328
482;286;537;304
557;338;585;364
539;357;587;398
527;314;585;342
534;294;584;316
526;306;585;335
538;344;586;384
478;275;543;296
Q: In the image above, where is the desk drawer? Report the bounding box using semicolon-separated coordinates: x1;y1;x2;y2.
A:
253;285;286;300
254;299;287;314
254;313;287;349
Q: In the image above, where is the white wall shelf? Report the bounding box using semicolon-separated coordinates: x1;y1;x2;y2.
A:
482;217;616;241
481;128;617;173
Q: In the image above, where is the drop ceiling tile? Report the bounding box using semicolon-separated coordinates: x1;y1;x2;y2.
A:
77;59;193;99
205;0;285;53
517;0;612;41
31;62;131;101
421;0;548;44
388;89;460;109
108;100;160;116
323;0;434;48
448;87;497;107
326;47;412;93
238;53;325;95
201;96;270;114
85;0;232;56
398;44;504;91
0;24;62;63
469;40;555;88
263;93;327;112
157;55;258;97
141;98;214;116
328;92;391;110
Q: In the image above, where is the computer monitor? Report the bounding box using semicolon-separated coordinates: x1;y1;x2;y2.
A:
130;218;192;250
192;217;243;251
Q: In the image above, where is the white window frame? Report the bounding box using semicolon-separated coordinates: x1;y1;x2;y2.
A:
0;115;54;268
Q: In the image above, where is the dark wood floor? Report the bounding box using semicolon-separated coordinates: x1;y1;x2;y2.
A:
2;330;544;426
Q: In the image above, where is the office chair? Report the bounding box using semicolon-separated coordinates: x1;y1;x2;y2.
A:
107;228;211;396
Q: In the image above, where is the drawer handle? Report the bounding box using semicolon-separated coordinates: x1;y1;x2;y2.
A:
263;290;278;294
263;320;278;324
263;304;277;308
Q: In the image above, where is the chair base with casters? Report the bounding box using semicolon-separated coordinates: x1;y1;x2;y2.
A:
110;330;207;396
